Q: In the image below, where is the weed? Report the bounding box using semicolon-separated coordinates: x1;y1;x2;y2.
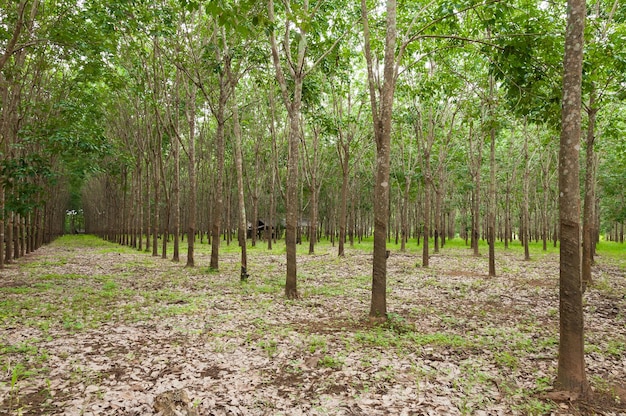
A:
258;339;278;357
384;313;414;334
355;327;396;348
409;332;471;349
63;317;84;331
534;376;552;393
319;355;343;369
607;339;625;357
494;351;518;369
102;279;118;292
308;335;328;354
511;398;555;415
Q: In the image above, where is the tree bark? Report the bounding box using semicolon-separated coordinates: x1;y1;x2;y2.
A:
556;0;589;396
487;61;496;277
185;84;197;267
468;122;482;257
338;141;349;257
582;87;597;290
522;117;531;261
209;83;227;270
226;56;248;282
171;75;181;263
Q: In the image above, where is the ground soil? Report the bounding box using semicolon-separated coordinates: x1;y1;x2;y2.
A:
1;236;625;415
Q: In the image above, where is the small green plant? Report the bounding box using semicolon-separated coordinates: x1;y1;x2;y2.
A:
102;279;117;292
355;327;396;348
607;339;625;357
319;355;343;369
307;335;327;354
494;350;518;369
258;339;278;357
534;376;552;393
384;313;413;334
63;317;84;331
512;398;555;415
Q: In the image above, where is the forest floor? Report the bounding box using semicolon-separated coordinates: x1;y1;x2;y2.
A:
0;235;625;416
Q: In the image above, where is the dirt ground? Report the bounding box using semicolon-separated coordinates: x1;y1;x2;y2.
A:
1;236;625;415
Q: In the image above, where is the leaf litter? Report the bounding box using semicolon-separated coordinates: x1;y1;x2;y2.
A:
0;238;625;415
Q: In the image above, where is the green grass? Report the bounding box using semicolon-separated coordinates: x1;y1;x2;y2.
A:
51;234;117;248
596;241;626;269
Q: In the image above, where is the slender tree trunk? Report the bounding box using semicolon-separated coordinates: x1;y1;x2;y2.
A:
362;0;397;321
401;176;410;252
309;182;317;254
472;186;480;256
227;59;248;281
14;214;20;259
468;122;481;257
186;85;197;267
138;162;144;251
541;187;548;251
487;64;496;276
172;85;181;262
556;0;589;396
434;186;442;254
582;88;597;290
268;0;309;299
422;183;431;267
504;180;510;249
284;109;301;298
145;159;151;251
172;138;180;262
268;170;275;250
210;104;226;270
6;212;13;263
152;148;159;257
522;117;531;261
21;214;26;256
338;145;349;257
250;136;261;248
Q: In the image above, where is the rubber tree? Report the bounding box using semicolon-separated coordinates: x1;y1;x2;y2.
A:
267;0;349;299
556;0;589;396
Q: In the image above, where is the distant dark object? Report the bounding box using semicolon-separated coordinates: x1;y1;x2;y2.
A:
247;219;278;239
386;250;390;259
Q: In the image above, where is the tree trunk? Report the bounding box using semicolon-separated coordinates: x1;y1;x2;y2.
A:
422;183;431;267
556;0;589;396
487;64;496;277
6;212;13;263
138;162;144;251
434;185;442;254
186;84;197;267
210;92;226;270
172;133;180;262
145;159;151;252
284;108;300;298
268;0;310;300
582;88;597;290
338;143;349;257
152;146;160;257
226;58;248;282
522;117;531;261
401;175;410;252
504;179;510;249
268;169;275;251
468;122;481;257
362;0;398;322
